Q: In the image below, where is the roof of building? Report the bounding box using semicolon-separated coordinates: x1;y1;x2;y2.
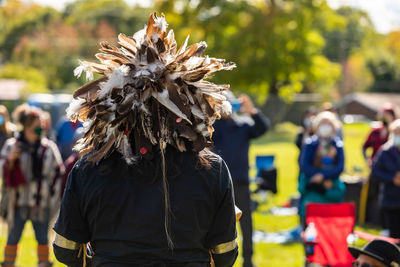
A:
336;93;400;113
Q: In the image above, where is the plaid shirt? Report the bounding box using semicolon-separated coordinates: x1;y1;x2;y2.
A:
363;127;389;160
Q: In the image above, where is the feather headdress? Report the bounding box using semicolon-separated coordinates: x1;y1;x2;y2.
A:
68;12;236;164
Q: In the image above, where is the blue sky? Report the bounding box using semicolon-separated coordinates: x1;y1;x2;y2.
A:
18;0;400;34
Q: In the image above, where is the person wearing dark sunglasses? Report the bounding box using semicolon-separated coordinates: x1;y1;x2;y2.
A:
349;239;400;267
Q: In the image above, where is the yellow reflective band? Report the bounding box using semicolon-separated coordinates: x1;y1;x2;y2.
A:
210;240;237;254
54;234;80;250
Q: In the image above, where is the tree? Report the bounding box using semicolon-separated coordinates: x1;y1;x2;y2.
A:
0;0;58;62
0;63;49;95
366;49;399;92
155;0;342;124
321;6;376;95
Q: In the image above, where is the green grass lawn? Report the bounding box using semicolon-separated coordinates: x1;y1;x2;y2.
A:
0;122;379;266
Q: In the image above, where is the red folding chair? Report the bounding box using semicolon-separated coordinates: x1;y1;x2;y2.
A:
305;203;356;267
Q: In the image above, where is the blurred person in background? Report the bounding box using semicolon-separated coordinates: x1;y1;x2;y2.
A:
363;103;396;227
295;106;317;150
60;127;84;197
40;111;56;141
363;103;396;166
213;92;270;267
295;106;317;151
0;105;16;151
371;119;400;238
55;116;82;160
298;111;345;220
0;104;63;267
321;102;343;139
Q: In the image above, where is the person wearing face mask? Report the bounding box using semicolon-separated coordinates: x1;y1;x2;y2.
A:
371;119;400;238
362;103;396;226
0;104;63;267
363;104;396;167
295;107;317;151
298;111;345;219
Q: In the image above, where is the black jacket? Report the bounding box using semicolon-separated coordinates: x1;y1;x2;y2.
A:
53;149;238;266
372;145;400;207
212;111;269;183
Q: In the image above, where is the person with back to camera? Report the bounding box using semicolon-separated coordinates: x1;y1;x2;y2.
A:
371;119;400;238
212;92;270;267
298;111;345;220
52;12;240;267
0;104;63;267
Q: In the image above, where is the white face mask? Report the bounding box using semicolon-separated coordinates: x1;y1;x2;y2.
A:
304;118;312;127
393;134;400;147
318;124;333;138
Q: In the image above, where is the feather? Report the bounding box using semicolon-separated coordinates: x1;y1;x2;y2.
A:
99;48;132;63
95;53;130;65
118;33;137;56
176;43;199;63
69;11;236;163
164;30;177;56
146;12;167;40
146;46;159;64
88;133;116;162
73;76;107;100
74;60;94;81
151;90;191;124
98;66;129;99
176;35;189;56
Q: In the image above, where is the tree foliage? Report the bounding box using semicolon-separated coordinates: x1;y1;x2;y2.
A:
0;0;398;98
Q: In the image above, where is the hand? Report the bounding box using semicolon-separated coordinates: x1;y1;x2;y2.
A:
239;94;258;115
310;173;324;184
8;146;21;162
394;172;400;186
328;147;337;158
323;180;333;190
366;158;373;168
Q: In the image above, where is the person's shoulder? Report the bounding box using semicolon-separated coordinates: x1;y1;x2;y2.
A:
41;137;58;149
205;150;223;163
369;123;383;134
332;136;344;148
380;142;395;153
195;151;225;176
304;135;318;145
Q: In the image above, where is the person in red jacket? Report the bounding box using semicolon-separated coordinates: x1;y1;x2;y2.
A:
363;103;396;226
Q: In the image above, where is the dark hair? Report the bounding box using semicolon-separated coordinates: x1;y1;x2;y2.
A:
12;104;41;128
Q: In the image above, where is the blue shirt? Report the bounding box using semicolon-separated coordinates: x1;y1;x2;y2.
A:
300;135;345;180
